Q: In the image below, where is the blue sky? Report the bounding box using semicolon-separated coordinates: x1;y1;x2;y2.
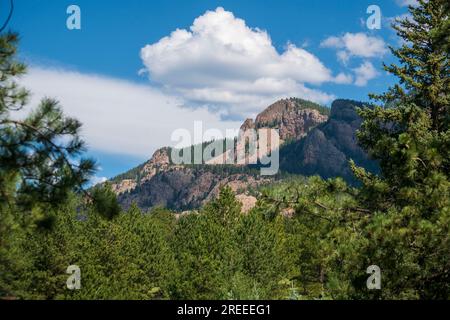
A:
6;0;414;181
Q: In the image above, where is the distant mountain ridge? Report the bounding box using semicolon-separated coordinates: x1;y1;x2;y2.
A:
109;98;377;211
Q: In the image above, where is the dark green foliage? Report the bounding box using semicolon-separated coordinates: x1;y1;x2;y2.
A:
288;97;331;116
203;187;242;226
188;164;262;177
0;32;95;299
371;0;449;132
171;187;296;299
67;206;177;300
0;32;96;208
90;183;121;220
257;0;449;299
171;212;234;299
169;138;236;165
110;163;146;184
236;212;296;298
344;0;450;298
2;186;298;300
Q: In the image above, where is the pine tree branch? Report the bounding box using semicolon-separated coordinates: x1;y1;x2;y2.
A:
2;119;94;200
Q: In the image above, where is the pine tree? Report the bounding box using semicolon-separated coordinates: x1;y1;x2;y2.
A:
0;32;96;208
354;0;449;211
171;187;243;299
203;186;242;227
348;0;450;298
371;0;449;131
90;182;121;220
0;32;97;299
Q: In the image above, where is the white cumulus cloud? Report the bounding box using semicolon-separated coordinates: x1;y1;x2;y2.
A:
140;7;340;118
353;61;379;87
321;32;388;63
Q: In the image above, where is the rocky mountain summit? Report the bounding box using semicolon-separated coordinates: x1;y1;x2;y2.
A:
110;98;376;212
241;98;328;141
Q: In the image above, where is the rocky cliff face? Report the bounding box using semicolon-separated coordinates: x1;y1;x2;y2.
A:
279;99;378;183
204;98;328;165
114;159;271;211
240;98;328;142
110;98;375;211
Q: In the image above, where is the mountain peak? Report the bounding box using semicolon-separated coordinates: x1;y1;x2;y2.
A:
250;97;329;141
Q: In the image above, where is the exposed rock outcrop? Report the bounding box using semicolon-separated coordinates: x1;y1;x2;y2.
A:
116;167;270;212
254;98;328;141
207;98;328;165
240;118;255;131
280;99;378;183
111;179;137;195
236;194;258;213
